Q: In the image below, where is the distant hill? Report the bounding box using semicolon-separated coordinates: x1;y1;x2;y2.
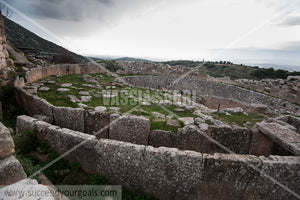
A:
162;60;300;80
3;16;87;64
114;57;153;63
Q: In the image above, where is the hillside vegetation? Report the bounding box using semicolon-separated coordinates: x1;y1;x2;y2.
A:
3;17;87;64
162;60;300;80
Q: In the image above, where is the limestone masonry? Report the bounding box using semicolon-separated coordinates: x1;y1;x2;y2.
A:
16;115;300;200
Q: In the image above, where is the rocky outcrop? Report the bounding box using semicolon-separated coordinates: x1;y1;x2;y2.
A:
0;122;27;188
0;11;14;85
0;155;27;187
0;122;15;159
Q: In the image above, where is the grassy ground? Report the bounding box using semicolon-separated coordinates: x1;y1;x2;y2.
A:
212;112;264;127
35;73;196;134
14;129;159;200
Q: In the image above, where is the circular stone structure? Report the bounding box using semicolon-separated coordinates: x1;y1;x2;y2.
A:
14;63;300;200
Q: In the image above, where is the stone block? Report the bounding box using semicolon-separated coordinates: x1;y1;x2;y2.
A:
249;127;273;156
148;130;177;148
0;122;15;159
110;114;150;145
207;126;252;154
254;156;300;199
16;115;38;134
200;153;261;199
177;125;210;152
53;107;85;132
84;111;110;138
0;155;27;187
0;179;56;199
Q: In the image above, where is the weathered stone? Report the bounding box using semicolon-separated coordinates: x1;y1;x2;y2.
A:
194;117;205;125
38;87;50;91
79;91;89;95
25;87;37;94
82;74;99;84
0;155;27;187
95;106;107;112
16;115;300;200
166;114;174;119
78;103;88;108
166;119;180;127
178;117;194;125
52;107;85;132
141;101;151;105
207;126;252;154
177;125;210;152
61;83;72;87
110;114;150;145
249;126;273;156
256;121;300;156
193;110;213;120
109;107;120;113
57;88;69;93
80;96;92;102
210;119;228;127
201;154;261;199
198;123;209;131
148;130;177;148
222;107;243;113
0;122;15;159
0;179;55;199
152;112;165;119
84;111;110;139
68;95;79;103
33;115;53;124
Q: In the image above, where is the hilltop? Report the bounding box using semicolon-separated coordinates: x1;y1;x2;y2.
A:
3;17;87;64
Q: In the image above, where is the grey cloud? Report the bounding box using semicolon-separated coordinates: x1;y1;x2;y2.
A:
279;16;300;26
4;0;114;21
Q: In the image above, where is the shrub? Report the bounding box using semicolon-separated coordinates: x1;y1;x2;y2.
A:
13;129;38;154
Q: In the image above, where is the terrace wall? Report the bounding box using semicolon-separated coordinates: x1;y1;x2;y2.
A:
121;76;300;113
16;115;300;200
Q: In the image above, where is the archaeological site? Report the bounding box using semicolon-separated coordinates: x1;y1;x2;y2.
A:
0;2;300;200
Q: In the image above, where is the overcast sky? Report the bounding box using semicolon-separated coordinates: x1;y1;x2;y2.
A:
3;0;300;68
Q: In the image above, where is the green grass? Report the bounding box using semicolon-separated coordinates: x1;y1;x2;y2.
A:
213;112;264;126
36;73;197;133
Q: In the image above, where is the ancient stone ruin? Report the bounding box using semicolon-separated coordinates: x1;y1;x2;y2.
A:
0;10;299;200
8;61;300;199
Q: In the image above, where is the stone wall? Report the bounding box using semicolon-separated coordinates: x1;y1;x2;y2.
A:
121;76;300;113
25;63;106;83
15;73;299;156
16;115;300;200
0;122;27;187
234;76;300;104
14;66;300;156
117;61;207;79
0;11;14;85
